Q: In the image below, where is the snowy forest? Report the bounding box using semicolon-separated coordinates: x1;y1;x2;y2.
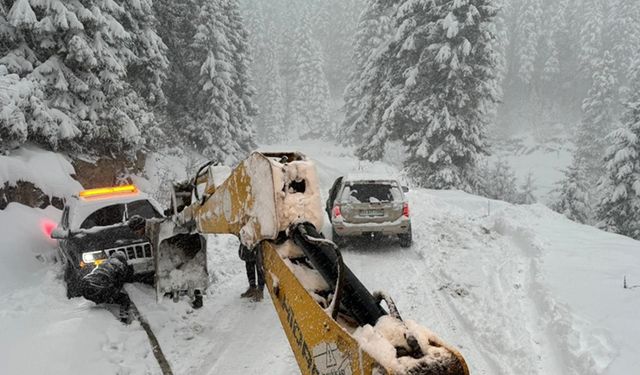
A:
1;0;640;238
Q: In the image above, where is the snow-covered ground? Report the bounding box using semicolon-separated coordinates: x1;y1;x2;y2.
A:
0;140;638;375
0;203;160;375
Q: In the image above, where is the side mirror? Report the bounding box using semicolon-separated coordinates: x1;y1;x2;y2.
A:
51;228;69;240
402;186;409;193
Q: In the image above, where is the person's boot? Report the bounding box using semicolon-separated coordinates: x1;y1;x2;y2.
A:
252;287;264;302
241;286;257;298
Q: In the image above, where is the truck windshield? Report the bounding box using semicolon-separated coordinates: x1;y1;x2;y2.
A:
80;204;125;229
127;200;161;219
341;183;401;203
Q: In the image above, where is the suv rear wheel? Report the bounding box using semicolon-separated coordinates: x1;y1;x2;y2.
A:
399;230;412;248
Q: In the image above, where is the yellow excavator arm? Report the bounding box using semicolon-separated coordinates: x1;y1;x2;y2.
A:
146;152;469;375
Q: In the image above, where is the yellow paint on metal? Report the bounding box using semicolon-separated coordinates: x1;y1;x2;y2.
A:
185;153;278;247
79;185;138;199
262;242;381;375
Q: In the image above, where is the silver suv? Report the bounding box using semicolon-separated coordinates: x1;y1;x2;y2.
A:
326;175;412;247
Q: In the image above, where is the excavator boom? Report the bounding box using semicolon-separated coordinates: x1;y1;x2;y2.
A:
146;152;469;375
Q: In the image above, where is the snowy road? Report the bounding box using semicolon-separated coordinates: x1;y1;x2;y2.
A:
1;141;638;375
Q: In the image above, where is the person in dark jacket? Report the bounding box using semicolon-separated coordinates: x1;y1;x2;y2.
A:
238;243;264;301
80;251;132;305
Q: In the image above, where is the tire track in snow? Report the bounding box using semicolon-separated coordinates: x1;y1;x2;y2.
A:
341;239;498;375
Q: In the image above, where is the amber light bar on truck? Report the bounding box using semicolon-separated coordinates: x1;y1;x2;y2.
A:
79;185;138;199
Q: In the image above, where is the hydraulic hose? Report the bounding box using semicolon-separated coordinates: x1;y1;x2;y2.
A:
289;222;387;326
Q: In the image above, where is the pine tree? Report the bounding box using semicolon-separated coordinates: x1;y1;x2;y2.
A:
314;0;363;96
0;0;165;155
156;0;255;163
608;0;640;88
153;0;200;131
578;0;604;78
596;57;640;239
519;171;537;204
341;0;395;145
224;0;257;153
553;157;592;224
478;159;520;203
244;0;269;140
576;50;618;182
290;12;331;139
188;0;255;162
540;0;568;88
120;0;169;110
515;0;542;85
261;46;286;144
357;0;501;190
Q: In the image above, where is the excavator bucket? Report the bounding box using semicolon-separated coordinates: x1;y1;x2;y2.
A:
146;218;209;304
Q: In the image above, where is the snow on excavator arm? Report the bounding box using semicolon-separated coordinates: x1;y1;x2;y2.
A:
146;151;469;375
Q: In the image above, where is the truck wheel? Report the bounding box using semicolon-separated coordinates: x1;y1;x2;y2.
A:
399;231;412;248
64;261;82;299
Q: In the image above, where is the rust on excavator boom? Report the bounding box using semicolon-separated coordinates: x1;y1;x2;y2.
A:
146;151;469;375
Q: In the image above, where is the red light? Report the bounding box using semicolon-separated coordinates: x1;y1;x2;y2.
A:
402;202;409;217
41;219;57;238
332;206;341;218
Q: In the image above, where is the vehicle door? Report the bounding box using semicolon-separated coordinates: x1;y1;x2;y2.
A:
326;176;343;219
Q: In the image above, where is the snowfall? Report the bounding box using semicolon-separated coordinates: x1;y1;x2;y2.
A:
0;141;638;375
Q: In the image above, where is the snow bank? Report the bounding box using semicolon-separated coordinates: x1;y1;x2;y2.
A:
0;145;82;198
405;188;640;375
0;203;159;375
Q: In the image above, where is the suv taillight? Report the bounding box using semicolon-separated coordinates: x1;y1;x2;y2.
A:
332;205;341;218
402;202;409;217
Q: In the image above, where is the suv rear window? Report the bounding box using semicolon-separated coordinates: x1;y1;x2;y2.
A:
341;183;401;203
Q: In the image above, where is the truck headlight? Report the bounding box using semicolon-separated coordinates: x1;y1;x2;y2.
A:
82;251;106;264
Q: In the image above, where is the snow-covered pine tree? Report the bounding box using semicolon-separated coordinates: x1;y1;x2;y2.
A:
271;0;304;131
120;0;169;110
314;0;363;96
493;0;510;87
0;0;166;155
224;0;256;152
360;0;501;190
478;159;520;203
341;0;396;146
576;50;618;183
519;171;537;204
540;0;567;89
188;0;255;163
153;0;199;129
515;0;542;85
261;43;286;144
607;0;640;90
108;0;169;151
244;0;269;140
578;0;604;79
596;57;640;239
553;157;592;224
290;12;331;139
